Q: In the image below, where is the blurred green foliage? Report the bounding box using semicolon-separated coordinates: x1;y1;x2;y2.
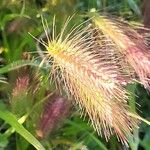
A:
0;0;150;150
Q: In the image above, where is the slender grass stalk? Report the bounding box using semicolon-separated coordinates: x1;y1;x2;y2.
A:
128;112;150;126
39;16;139;146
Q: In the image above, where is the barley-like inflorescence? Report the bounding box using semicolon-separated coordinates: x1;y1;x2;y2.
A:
90;11;150;90
40;16;138;145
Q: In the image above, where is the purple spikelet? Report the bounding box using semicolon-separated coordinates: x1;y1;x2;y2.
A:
36;94;70;138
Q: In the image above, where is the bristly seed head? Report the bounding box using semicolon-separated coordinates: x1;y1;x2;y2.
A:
39;15;140;146
90;11;150;90
12;75;29;97
36;93;70;138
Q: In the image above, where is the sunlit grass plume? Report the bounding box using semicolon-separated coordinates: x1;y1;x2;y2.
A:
37;15;140;146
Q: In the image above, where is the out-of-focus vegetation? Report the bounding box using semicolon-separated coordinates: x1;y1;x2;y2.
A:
0;0;150;150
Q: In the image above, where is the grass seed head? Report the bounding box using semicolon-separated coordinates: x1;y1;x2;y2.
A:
36;93;70;138
90;11;150;90
12;75;29;97
39;16;139;145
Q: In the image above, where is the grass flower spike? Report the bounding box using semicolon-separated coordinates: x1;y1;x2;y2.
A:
40;16;138;145
90;9;150;90
11;74;30;116
36;94;70;138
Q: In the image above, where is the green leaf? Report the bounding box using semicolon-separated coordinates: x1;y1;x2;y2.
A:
0;60;48;74
0;104;45;150
0;14;30;30
127;0;141;16
66;119;107;150
127;83;137;112
0;133;9;148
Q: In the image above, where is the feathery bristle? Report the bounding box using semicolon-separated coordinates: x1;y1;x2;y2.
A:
40;16;139;145
90;28;135;85
90;11;150;90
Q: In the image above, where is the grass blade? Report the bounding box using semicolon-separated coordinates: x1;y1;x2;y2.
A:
0;60;47;74
0;104;46;150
